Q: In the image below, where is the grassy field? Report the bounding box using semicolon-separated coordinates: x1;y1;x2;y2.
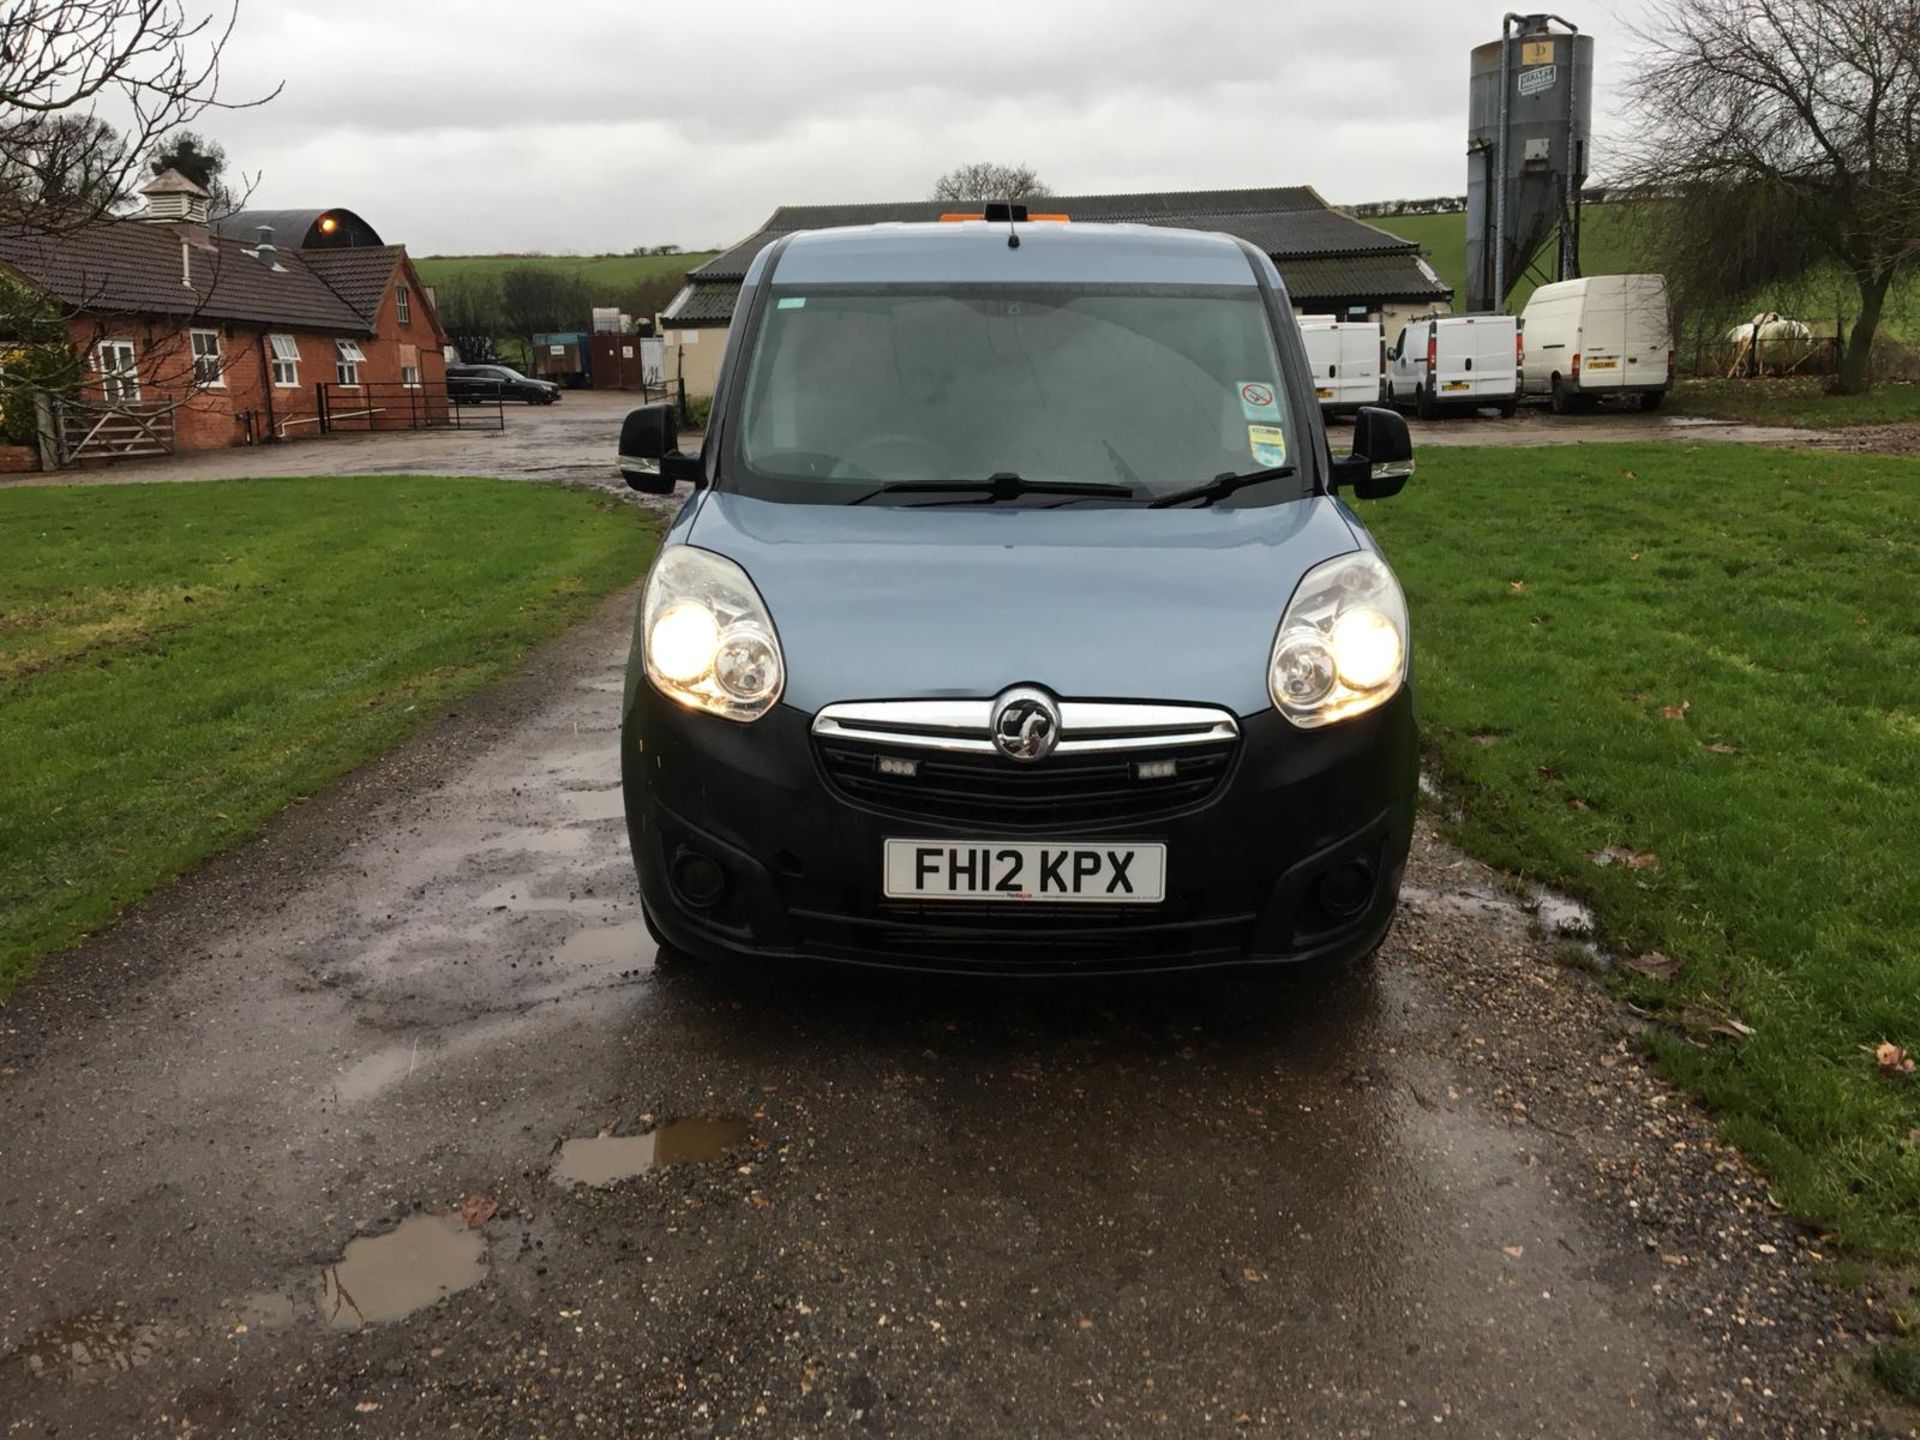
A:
1673;378;1920;428
1365;444;1920;1261
0;477;657;998
412;252;716;293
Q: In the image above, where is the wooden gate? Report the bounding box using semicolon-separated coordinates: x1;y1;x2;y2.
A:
58;401;176;462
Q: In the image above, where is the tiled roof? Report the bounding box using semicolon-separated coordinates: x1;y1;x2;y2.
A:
303;245;403;321
0;219;375;333
692;185;1422;283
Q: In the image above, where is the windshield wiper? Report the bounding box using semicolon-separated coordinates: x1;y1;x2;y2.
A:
846;472;1134;507
1146;464;1298;509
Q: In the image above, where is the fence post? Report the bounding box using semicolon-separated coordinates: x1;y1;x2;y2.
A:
315;382;329;435
32;391;62;471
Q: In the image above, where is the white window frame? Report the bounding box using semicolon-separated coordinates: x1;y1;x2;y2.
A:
96;338;140;403
395;284;411;325
400;364;421;388
334;338;366;388
189;328;224;388
268;333;300;388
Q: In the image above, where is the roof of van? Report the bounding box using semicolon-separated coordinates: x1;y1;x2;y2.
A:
754;222;1264;289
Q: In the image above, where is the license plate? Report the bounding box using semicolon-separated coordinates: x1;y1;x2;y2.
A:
1586;357;1619;370
1441;380;1471;392
1315;386;1334;399
883;839;1166;904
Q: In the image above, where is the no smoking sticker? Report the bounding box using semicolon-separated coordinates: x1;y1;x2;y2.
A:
1236;380;1280;422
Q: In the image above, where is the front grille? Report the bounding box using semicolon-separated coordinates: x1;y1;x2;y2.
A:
815;738;1235;829
789;903;1256;973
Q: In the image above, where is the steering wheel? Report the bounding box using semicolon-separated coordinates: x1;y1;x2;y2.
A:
830;432;959;482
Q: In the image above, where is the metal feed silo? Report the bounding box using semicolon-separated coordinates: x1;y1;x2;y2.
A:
1465;13;1594;313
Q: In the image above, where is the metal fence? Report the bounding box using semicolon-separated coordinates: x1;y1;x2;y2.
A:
314;382;503;435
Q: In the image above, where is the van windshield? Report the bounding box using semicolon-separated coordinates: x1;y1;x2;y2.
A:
730;283;1300;506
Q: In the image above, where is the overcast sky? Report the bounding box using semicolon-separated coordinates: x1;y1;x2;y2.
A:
210;0;1648;256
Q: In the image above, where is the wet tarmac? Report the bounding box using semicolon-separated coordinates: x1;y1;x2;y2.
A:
0;590;1905;1436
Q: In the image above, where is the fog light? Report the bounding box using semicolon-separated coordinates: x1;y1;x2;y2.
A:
670;852;727;909
1317;860;1374;920
877;755;918;778
1136;758;1177;780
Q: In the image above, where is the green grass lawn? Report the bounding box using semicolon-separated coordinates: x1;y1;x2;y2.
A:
412;252;716;293
1673;378;1920;428
1364;444;1920;1260
0;476;657;998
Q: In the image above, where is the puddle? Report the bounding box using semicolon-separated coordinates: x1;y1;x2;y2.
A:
332;1040;425;1105
7;1308;161;1378
562;787;626;823
1399;878;1596;941
315;1213;486;1330
231;1292;298;1331
552;1116;750;1187
553;919;652;969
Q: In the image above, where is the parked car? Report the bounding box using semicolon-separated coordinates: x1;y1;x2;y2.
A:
614;217;1417;977
1387;314;1522;418
1520;275;1674;412
1298;316;1385;413
446;363;561;405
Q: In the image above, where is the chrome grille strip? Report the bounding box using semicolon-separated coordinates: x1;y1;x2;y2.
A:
812;699;1239;754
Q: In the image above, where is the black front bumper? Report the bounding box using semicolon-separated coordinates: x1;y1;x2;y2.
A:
622;684;1416;977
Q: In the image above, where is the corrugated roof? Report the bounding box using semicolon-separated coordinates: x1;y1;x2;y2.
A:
1278;253;1452;303
210;207;384;249
661;283;740;325
692;185;1423;283
0;219;376;332
302;245;403;320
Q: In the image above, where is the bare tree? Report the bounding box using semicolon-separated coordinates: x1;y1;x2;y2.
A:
930;161;1053;204
1;112;130;210
1621;0;1920;394
1;2;278;235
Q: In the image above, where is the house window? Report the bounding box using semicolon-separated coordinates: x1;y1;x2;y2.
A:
399;342;420;388
96;339;140;402
395;285;411;325
190;328;224;387
335;338;366;387
267;333;300;387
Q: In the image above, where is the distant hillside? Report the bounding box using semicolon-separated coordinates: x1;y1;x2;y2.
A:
1373;204;1917;341
1373;205;1643;313
413;252;717;294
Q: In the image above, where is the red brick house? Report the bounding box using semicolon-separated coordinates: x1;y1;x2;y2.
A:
0;171;448;463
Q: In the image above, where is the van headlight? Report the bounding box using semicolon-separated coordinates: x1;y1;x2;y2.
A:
641;546;785;721
1269;550;1408;727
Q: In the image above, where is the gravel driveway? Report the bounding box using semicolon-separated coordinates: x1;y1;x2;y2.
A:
1;589;1907;1437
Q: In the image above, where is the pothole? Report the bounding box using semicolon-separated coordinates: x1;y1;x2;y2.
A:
315;1213;487;1331
6;1307;162;1379
552;1116;750;1188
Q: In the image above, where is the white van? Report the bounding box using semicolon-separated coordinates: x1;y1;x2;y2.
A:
1297;317;1384;413
1387;314;1522;418
1521;275;1674;412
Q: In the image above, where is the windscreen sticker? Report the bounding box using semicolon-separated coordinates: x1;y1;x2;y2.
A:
776;296;807;309
1236;380;1280;422
1247;424;1287;468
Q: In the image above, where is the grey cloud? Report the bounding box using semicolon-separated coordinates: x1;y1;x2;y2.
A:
209;0;1648;254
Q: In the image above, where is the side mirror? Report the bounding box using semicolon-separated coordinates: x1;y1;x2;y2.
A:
617;403;700;493
1332;405;1413;499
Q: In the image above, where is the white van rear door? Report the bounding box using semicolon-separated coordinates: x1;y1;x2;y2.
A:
1433;319;1517;401
1579;282;1629;390
1620;277;1672;389
1303;324;1381;406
